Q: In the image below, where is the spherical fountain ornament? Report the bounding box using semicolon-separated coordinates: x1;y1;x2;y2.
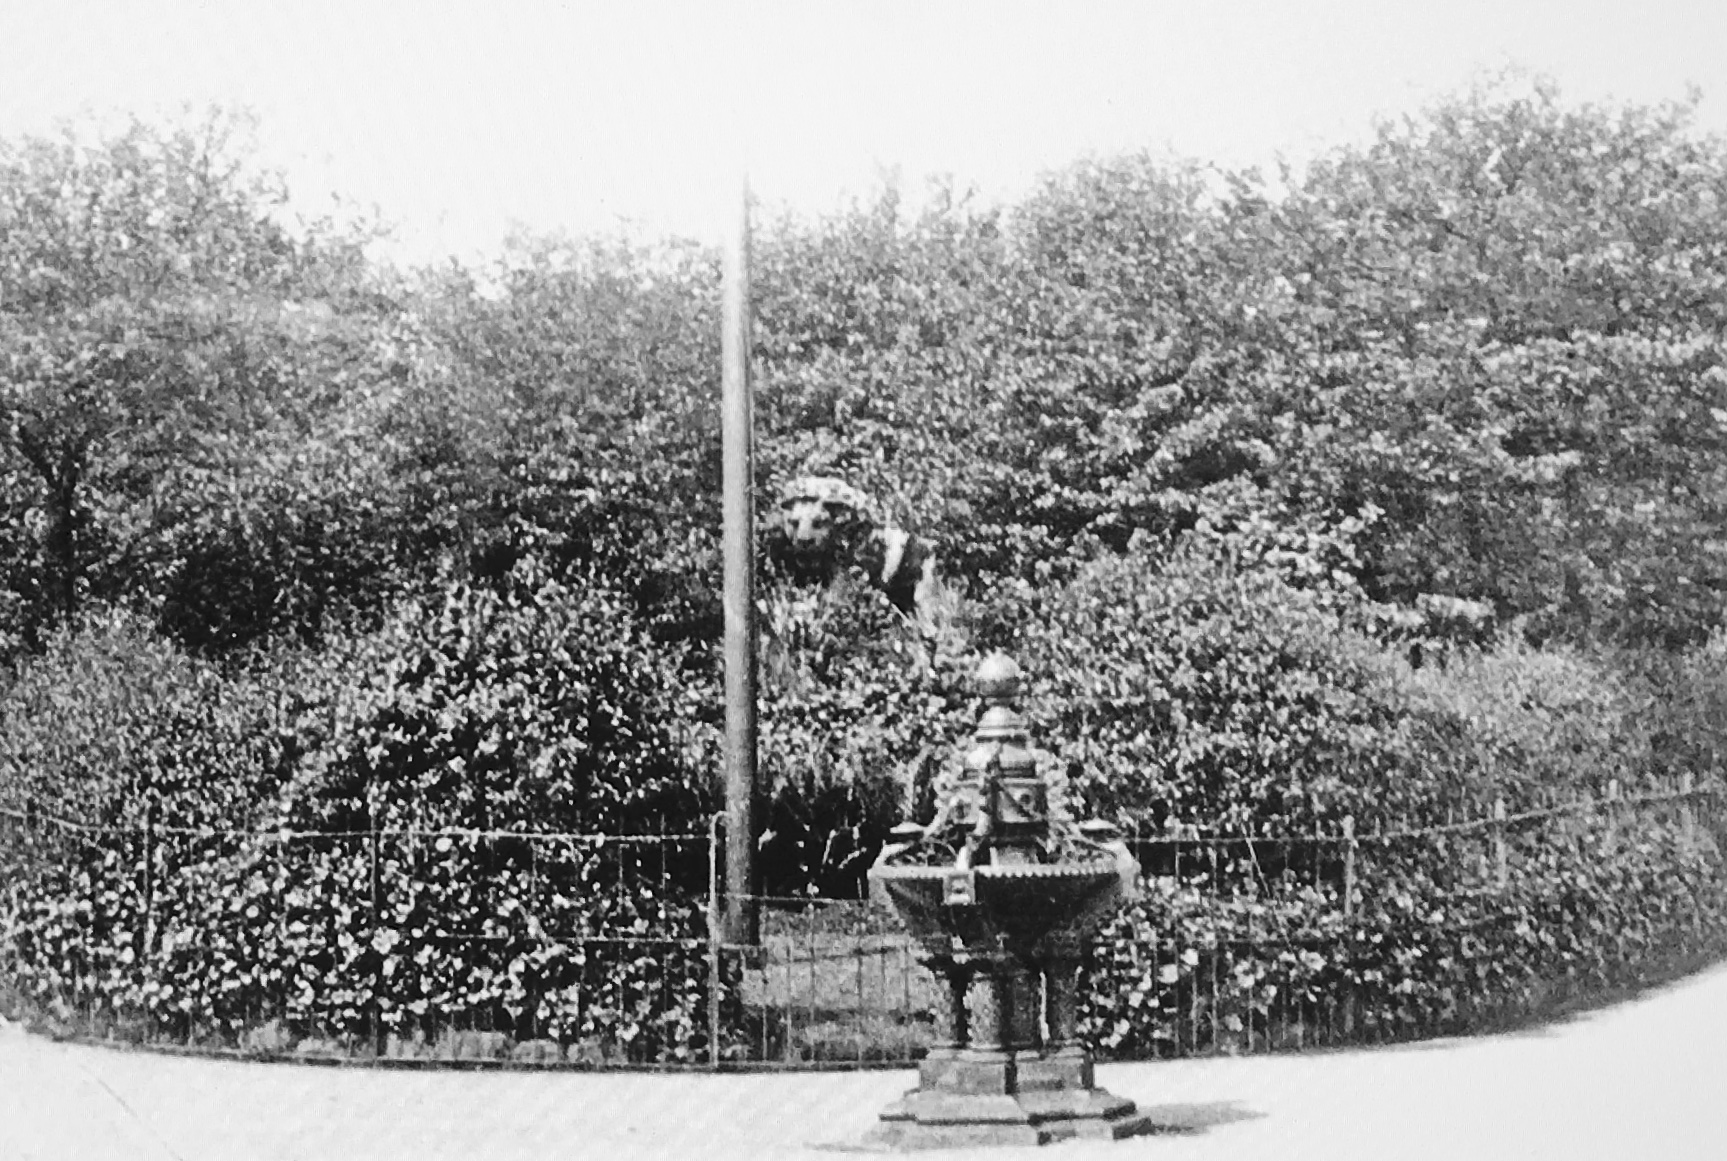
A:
974;652;1022;702
969;654;1036;784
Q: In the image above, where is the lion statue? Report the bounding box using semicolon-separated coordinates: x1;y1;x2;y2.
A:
765;475;946;636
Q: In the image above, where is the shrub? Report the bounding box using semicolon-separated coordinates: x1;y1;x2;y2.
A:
1016;529;1418;835
144;430;414;655
247;558;716;1051
2;562;720;1060
1070;772;1727;1057
756;575;977;898
1632;631;1727;788
287;556;710;838
1400;634;1653;807
0;605;298;833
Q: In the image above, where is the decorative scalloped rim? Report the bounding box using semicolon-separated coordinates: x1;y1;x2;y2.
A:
870;858;1119;882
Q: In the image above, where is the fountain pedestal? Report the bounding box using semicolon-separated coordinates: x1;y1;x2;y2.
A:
862;655;1149;1149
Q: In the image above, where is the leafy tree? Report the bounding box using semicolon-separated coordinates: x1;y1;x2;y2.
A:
398;233;726;653
1247;76;1727;643
0;108;393;648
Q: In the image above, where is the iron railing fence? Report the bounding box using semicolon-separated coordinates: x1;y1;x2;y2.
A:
715;777;1727;1064
0;802;713;1066
2;776;1724;1068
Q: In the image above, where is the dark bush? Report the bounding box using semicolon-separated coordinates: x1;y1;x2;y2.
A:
1016;524;1417;834
1;562;720;1059
756;575;977;898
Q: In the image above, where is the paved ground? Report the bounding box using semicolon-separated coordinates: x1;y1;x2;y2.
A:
3;965;1725;1161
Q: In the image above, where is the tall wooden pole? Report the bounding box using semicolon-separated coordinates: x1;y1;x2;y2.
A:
721;169;759;946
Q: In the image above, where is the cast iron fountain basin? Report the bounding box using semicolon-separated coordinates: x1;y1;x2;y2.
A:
870;860;1125;953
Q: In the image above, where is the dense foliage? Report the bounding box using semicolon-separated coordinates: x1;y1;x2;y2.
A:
5;76;1727;1060
1;565;714;1058
1076;796;1727;1058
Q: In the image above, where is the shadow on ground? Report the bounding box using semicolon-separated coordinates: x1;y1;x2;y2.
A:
1126;1100;1265;1136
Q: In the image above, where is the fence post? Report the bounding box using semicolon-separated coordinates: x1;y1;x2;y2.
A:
1605;779;1620;847
1680;771;1698;845
141;793;156;959
1492;796;1507;890
274;832;287;1037
370;820;385;1058
1341;815;1356;918
707;812;725;1069
1341;815;1357;1040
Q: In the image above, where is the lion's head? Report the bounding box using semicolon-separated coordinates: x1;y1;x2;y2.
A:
769;476;882;580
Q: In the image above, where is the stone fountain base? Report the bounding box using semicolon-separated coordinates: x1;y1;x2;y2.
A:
863;1047;1149;1149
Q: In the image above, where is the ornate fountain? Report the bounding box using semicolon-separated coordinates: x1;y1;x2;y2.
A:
864;654;1149;1148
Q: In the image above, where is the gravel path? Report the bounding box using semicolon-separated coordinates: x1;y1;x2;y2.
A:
3;964;1724;1161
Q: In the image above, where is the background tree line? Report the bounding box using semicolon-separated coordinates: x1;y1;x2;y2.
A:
6;79;1725;672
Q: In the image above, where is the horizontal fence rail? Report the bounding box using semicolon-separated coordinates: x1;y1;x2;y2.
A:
2;778;1724;1069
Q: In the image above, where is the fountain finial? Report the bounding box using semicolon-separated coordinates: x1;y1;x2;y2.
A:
975;652;1022;703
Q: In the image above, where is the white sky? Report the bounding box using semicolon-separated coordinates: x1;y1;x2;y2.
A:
2;0;1725;265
